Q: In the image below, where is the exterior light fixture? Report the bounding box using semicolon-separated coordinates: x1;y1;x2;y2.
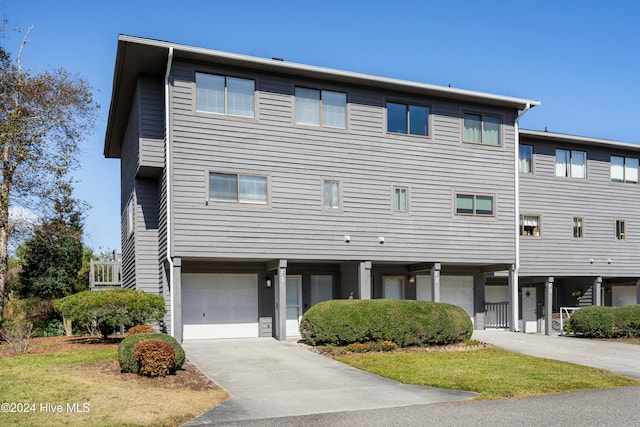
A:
265;277;272;288
344;235;351;243
379;236;384;244
408;275;416;285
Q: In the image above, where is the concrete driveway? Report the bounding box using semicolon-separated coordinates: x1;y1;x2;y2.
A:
182;338;476;425
473;330;640;379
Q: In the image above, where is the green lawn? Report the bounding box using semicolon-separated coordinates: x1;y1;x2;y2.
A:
334;347;639;400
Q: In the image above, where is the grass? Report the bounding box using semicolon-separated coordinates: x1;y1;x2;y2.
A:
334;347;639;400
0;339;228;426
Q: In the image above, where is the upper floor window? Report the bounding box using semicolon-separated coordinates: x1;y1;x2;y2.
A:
295;88;346;128
209;172;267;204
323;179;341;210
573;217;584;239
455;193;494;216
520;215;541;237
555;149;586;179
127;196;134;236
196;73;255;118
463;113;500;145
387;102;429;137
616;219;626;240
519;145;533;174
611;156;639;183
393;187;408;213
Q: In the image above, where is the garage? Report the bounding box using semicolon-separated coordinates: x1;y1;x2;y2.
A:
182;273;259;339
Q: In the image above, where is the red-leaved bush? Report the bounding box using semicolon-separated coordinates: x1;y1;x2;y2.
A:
133;340;176;377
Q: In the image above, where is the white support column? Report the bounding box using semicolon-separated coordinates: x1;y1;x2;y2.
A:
509;265;519;332
275;260;287;341
358;261;372;299
431;263;441;302
545;277;554;336
172;257;182;343
593;277;602;307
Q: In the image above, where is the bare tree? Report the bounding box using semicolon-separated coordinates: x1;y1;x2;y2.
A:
0;28;98;322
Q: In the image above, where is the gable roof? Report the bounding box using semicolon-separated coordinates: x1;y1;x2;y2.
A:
104;35;540;158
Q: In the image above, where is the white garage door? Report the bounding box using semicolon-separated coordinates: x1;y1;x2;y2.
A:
182;273;258;339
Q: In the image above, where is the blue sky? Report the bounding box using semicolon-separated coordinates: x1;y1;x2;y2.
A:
2;0;639;252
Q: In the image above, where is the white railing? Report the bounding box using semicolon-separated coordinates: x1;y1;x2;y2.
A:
559;307;581;335
89;260;122;289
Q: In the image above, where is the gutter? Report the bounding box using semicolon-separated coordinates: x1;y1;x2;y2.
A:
164;47;175;337
512;102;533;332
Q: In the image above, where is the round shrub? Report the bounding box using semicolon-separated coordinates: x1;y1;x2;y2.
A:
118;333;185;374
134;340;176;377
126;325;155;337
570;305;640;338
300;299;472;347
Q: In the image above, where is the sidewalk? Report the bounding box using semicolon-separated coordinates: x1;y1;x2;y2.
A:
472;330;640;379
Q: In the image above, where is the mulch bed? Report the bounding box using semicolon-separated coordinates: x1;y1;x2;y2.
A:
0;335;218;392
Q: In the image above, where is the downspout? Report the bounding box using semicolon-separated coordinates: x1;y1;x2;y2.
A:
164;47;174;336
513;102;531;332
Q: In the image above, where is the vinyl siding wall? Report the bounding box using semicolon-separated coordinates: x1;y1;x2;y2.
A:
167;61;518;264
519;137;640;276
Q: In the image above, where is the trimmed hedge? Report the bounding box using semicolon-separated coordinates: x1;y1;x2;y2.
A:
300;299;472;347
118;333;185;374
54;289;165;338
569;305;640;338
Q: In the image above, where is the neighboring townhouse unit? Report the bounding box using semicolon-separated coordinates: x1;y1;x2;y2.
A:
510;129;640;332
104;35;638;342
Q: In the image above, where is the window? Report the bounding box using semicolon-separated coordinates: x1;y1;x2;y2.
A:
616;220;626;240
323;179;341;210
463;113;500;145
209;172;267;204
611;156;639;183
555;149;586;178
196;73;255;117
295;88;346;128
519;145;533;174
455;194;494;216
520;215;541;237
127;197;134;236
573;217;584;239
310;275;333;306
387;102;429;137
393;187;408;212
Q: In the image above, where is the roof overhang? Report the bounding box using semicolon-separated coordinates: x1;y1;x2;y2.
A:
104;35;540;158
520;129;640;152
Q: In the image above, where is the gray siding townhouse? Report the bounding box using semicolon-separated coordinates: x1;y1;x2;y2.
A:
104;35;635;342
508;129;640;332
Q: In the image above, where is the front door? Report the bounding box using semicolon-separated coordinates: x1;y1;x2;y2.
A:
383;276;404;299
522;287;537;333
286;275;303;336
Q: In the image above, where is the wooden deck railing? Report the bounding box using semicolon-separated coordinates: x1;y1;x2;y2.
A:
89;260;122;289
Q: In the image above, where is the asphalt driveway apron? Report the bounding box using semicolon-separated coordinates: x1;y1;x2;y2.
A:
182;338;476;425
